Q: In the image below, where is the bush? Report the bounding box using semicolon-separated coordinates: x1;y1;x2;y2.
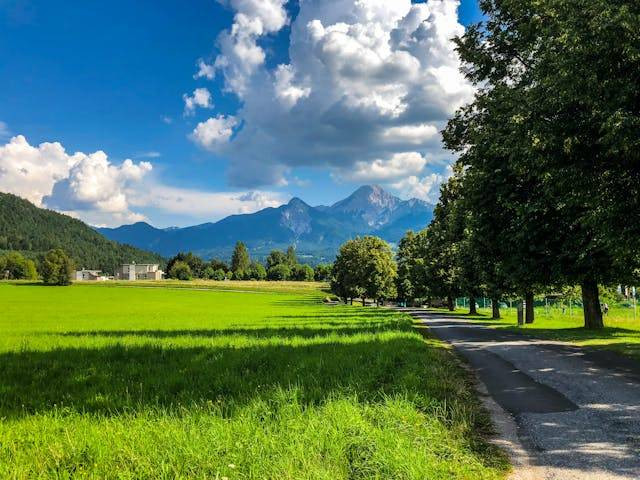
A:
41;249;74;286
169;261;192;281
212;268;226;281
267;264;291;281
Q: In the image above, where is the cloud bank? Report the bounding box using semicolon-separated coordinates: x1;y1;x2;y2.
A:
0;135;287;227
192;0;473;201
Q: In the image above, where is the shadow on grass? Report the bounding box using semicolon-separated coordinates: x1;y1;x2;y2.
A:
0;335;461;420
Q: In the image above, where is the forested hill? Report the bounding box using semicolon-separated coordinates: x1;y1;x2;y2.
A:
0;193;164;274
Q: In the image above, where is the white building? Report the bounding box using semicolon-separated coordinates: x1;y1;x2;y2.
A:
75;270;108;282
116;263;164;281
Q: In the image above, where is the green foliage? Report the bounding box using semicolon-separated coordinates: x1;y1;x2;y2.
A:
0;251;37;280
267;263;291;281
248;261;267;281
168;261;192;281
291;264;314;282
0;193;163;274
166;252;206;279
0;283;509;478
231;241;250;276
331;236;397;304
266;250;288;270
314;263;333;282
41;249;74;286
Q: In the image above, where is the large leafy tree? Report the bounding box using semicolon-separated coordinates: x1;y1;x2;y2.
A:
41;249;74;286
445;0;640;328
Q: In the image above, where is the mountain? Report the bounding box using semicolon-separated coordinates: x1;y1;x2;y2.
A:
0;193;164;273
98;185;434;262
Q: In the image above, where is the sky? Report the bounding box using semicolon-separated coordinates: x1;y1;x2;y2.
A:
0;0;482;227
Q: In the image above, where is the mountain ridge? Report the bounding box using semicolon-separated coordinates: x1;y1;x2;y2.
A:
98;185;434;262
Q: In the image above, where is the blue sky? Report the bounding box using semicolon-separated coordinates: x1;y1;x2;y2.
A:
0;0;482;227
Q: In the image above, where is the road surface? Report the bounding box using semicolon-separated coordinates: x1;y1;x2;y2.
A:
407;310;640;480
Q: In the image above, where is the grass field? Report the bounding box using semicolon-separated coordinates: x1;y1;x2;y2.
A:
455;306;640;361
0;282;507;479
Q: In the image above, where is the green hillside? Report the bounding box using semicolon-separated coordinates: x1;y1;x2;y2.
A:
0;193;164;274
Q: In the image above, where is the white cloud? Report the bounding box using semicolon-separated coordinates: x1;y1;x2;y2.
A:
191;115;238;151
213;0;289;97
391;164;454;204
129;185;287;220
0;135;152;226
183;88;213;116
194;0;474;188
161;116;173;124
336;152;428;183
194;59;215;80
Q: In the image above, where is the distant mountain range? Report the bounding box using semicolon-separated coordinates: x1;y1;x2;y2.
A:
98;185;434;263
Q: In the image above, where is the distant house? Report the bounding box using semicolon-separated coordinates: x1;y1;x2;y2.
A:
75;270;108;282
116;263;164;281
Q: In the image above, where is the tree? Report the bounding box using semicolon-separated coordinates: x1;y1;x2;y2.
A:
360;236;397;305
0;251;37;280
267;263;291;281
248;261;267;280
314;263;333;282
443;0;640;328
231;242;250;278
286;246;298;266
266;250;287;270
291;264;314;282
169;261;192;281
166;252;206;279
41;249;74;285
331;240;365;305
212;268;226;281
331;237;397;306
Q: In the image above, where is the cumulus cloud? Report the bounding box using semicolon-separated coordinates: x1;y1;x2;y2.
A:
193;0;473;188
336;152;428;183
0;135;152;225
191;115;238;151
194;59;215;80
183;88;213;116
391;164;454;204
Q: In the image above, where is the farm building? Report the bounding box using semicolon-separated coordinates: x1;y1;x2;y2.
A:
75;270;108;282
116;263;164;281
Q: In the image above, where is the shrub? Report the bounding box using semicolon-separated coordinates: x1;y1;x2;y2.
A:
267;264;291;281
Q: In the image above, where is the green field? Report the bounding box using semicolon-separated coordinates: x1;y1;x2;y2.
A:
0;282;507;479
459;306;640;361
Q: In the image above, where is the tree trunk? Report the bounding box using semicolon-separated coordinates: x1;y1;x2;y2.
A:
469;296;477;315
362;297;366;307
349;298;353;305
582;280;604;329
492;298;501;319
525;291;535;324
447;295;455;311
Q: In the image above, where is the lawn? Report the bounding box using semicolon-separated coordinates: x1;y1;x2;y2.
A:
455;306;640;361
0;282;507;479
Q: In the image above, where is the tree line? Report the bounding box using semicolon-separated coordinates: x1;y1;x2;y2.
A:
397;0;639;329
165;242;333;282
1;249;75;286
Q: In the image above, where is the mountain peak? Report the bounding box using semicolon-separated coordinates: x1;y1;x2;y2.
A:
287;197;309;208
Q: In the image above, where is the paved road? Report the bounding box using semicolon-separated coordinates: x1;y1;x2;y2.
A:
407;310;640;480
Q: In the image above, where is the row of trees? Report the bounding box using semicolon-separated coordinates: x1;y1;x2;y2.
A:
1;249;75;285
397;0;639;329
165;243;333;282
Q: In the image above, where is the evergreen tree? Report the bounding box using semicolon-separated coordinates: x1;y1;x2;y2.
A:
231;242;250;277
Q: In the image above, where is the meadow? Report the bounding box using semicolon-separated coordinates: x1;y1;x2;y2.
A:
0;282;507;479
466;305;640;361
